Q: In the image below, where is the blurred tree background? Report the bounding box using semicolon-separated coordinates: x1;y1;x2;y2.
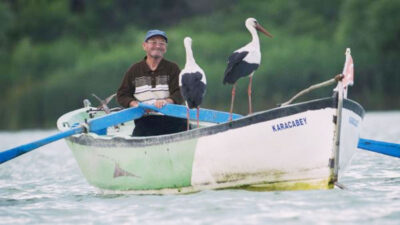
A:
0;0;399;129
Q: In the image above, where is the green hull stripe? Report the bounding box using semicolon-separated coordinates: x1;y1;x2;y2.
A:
68;138;197;191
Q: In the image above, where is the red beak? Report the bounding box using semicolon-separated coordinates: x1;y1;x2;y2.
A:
256;24;273;38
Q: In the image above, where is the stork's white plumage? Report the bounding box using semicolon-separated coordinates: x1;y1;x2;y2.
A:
179;37;207;129
223;18;272;119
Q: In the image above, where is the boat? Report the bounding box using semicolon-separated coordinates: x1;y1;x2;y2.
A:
4;49;398;191
57;92;364;194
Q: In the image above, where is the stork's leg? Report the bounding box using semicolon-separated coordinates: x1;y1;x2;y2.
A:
186;107;190;130
229;83;236;121
248;73;254;114
197;107;200;128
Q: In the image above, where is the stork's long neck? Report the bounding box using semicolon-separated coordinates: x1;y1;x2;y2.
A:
247;25;260;49
184;42;195;67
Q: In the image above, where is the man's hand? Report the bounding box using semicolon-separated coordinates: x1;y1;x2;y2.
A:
129;100;139;107
154;98;173;108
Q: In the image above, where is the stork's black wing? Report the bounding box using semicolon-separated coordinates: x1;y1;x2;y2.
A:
180;72;207;109
223;51;259;85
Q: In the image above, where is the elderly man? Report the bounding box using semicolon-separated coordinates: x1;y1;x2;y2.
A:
117;30;186;136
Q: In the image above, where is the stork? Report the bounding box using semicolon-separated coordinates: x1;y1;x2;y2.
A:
179;37;207;130
223;18;272;120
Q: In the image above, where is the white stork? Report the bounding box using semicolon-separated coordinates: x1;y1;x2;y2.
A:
179;37;207;129
223;18;272;119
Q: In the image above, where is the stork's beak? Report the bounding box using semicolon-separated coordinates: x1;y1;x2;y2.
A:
256;24;273;38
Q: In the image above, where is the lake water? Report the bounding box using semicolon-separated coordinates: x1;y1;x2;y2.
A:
0;112;399;225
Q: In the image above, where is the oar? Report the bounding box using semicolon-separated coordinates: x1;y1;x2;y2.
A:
358;138;400;158
0;107;145;164
138;103;243;123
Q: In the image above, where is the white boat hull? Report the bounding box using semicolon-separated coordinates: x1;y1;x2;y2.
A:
57;97;364;193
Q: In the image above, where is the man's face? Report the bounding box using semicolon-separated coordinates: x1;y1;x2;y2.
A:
143;36;167;59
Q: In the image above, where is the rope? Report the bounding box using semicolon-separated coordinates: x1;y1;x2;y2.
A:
280;74;344;107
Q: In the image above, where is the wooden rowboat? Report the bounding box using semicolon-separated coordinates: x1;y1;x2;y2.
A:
56;95;364;194
4;48;397;192
2;48;398;192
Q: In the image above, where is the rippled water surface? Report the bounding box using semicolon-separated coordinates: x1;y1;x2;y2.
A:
0;112;399;225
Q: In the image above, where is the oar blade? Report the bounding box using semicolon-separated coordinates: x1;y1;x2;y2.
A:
358;138;400;158
0;126;84;164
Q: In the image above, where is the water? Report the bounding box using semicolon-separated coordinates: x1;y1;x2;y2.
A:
0;112;399;225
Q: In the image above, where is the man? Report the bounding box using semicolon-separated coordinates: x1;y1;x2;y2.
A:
117;29;186;136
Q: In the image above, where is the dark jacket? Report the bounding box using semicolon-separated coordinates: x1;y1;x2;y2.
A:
117;57;184;108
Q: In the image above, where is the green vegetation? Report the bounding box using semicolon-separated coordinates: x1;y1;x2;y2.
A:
1;0;399;129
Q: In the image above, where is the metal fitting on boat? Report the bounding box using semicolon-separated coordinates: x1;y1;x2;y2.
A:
81;122;90;133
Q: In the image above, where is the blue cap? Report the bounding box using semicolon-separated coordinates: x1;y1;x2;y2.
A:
144;29;168;43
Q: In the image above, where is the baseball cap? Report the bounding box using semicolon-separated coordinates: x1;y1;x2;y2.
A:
144;29;168;43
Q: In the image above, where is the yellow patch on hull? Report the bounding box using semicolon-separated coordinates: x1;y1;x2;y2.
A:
227;178;333;191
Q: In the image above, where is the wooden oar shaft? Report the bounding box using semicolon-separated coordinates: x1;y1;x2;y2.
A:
88;107;145;132
0;126;84;164
138;103;242;123
0;106;146;165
